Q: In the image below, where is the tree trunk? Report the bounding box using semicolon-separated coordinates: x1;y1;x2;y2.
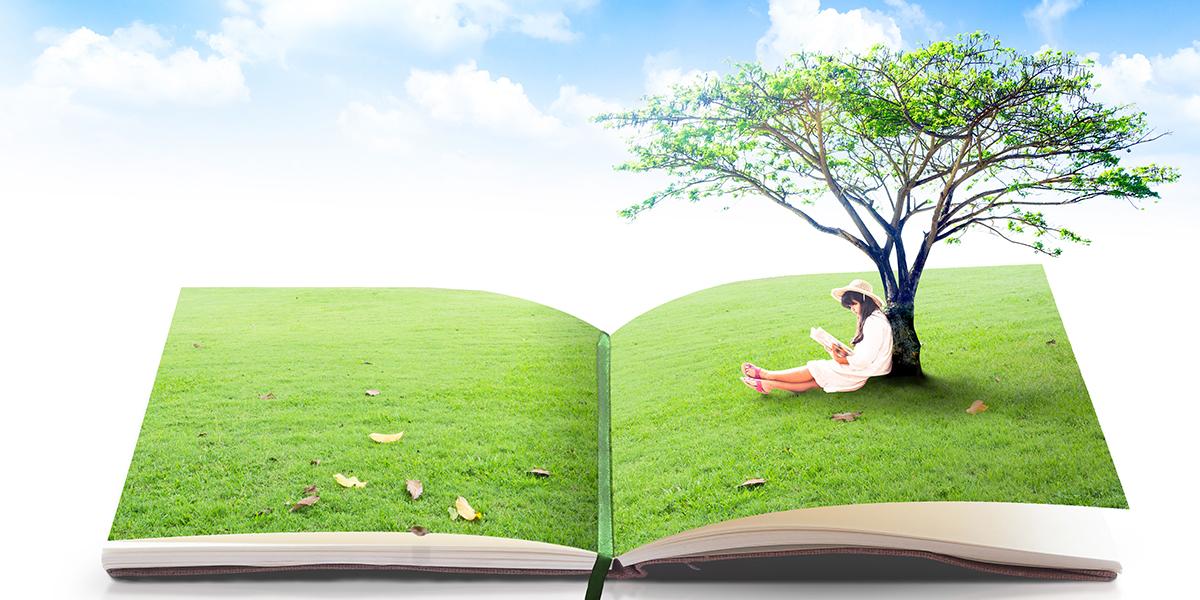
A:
886;300;922;377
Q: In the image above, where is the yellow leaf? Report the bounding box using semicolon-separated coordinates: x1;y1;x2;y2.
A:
368;432;405;443
334;473;367;488
448;506;458;521
454;496;480;521
966;400;989;415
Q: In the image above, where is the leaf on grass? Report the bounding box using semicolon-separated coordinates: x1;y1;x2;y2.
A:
409;526;429;536
334;473;367;488
737;478;767;489
254;508;272;517
528;468;552;477
1045;339;1057;346
368;432;404;443
993;376;1002;383
406;479;423;500
303;484;317;495
310;459;321;466
290;495;319;512
365;389;381;396
453;496;481;521
362;360;373;365
259;392;276;400
966;400;989;415
831;411;862;422
192;342;204;349
197;432;207;437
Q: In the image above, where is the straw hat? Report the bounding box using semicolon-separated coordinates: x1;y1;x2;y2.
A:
831;279;886;309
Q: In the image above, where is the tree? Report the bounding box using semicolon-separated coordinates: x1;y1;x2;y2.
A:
594;32;1179;376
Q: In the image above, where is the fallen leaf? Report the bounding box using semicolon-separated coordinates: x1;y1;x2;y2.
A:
454;496;481;521
966;400;989;415
737;478;767;489
448;506;459;520
365;389;381;396
254;508;272;517
1045;339;1057;346
831;411;862;422
528;468;552;477
259;392;276;400
368;432;404;443
406;479;423;500
409;526;429;536
303;484;317;495
993;376;1002;383
334;473;367;488
310;459;321;466
192;342;204;349
290;495;319;512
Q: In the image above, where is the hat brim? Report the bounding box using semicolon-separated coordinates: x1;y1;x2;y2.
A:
831;286;887;310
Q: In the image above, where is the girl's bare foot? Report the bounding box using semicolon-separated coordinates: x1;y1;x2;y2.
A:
741;376;770;394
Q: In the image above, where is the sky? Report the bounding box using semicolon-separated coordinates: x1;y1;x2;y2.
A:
1;0;1198;329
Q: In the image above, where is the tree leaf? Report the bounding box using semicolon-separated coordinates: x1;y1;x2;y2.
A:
303;484;317;495
259;392;276;400
406;479;423;500
368;432;404;443
831;411;862;422
365;389;381;396
290;495;319;512
966;400;989;414
528;468;552;477
192;342;204;349
334;473;367;488
737;478;767;489
409;526;429;536
454;496;481;521
310;459;321;466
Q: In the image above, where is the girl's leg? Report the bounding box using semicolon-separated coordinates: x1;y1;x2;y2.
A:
760;379;821;393
759;365;816;384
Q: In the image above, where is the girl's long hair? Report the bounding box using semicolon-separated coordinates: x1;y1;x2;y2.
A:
840;291;880;345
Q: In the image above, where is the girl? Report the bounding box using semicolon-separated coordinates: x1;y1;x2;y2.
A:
741;279;893;394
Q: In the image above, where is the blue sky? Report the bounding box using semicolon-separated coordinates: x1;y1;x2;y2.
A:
1;1;1197;326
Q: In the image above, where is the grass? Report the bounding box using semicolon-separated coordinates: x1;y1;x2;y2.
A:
610;264;1127;555
109;288;600;551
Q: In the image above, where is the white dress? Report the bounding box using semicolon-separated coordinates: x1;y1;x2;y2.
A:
806;310;893;392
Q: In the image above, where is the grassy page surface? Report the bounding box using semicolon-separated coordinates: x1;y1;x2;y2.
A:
110;288;600;551
611;265;1125;555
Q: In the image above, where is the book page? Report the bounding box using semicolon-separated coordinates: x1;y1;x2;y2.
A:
609;265;1125;556
108;288;602;552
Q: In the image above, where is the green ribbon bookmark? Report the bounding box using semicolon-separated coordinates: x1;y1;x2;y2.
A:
585;332;614;600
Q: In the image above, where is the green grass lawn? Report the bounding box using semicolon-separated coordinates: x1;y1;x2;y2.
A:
610;264;1126;555
110;288;600;551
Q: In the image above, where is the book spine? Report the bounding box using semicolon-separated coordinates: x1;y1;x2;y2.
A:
586;332;614;600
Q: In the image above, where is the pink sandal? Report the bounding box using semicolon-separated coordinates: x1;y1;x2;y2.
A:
741;376;769;394
742;362;764;378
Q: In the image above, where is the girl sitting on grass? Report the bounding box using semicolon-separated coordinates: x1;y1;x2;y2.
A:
741;279;893;394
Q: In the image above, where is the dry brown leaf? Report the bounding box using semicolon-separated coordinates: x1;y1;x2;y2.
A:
528;468;552;478
737;478;767;489
290;495;319;512
365;389;381;396
303;484;317;495
368;432;404;443
966;400;989;415
192;342;204;349
259;392;276;400
409;525;429;536
334;473;367;488
831;411;862;422
454;496;481;521
406;479;423;500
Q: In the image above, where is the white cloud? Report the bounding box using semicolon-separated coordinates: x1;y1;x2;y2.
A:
203;0;589;63
32;22;247;106
548;84;621;122
756;0;903;68
336;99;430;151
1024;0;1083;46
1088;42;1200;136
404;61;564;137
883;0;941;41
642;51;718;96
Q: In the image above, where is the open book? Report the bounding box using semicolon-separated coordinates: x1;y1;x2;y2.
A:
811;326;853;355
104;265;1126;593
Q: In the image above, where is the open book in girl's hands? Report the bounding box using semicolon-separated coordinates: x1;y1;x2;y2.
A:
811;326;854;355
103;266;1126;596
